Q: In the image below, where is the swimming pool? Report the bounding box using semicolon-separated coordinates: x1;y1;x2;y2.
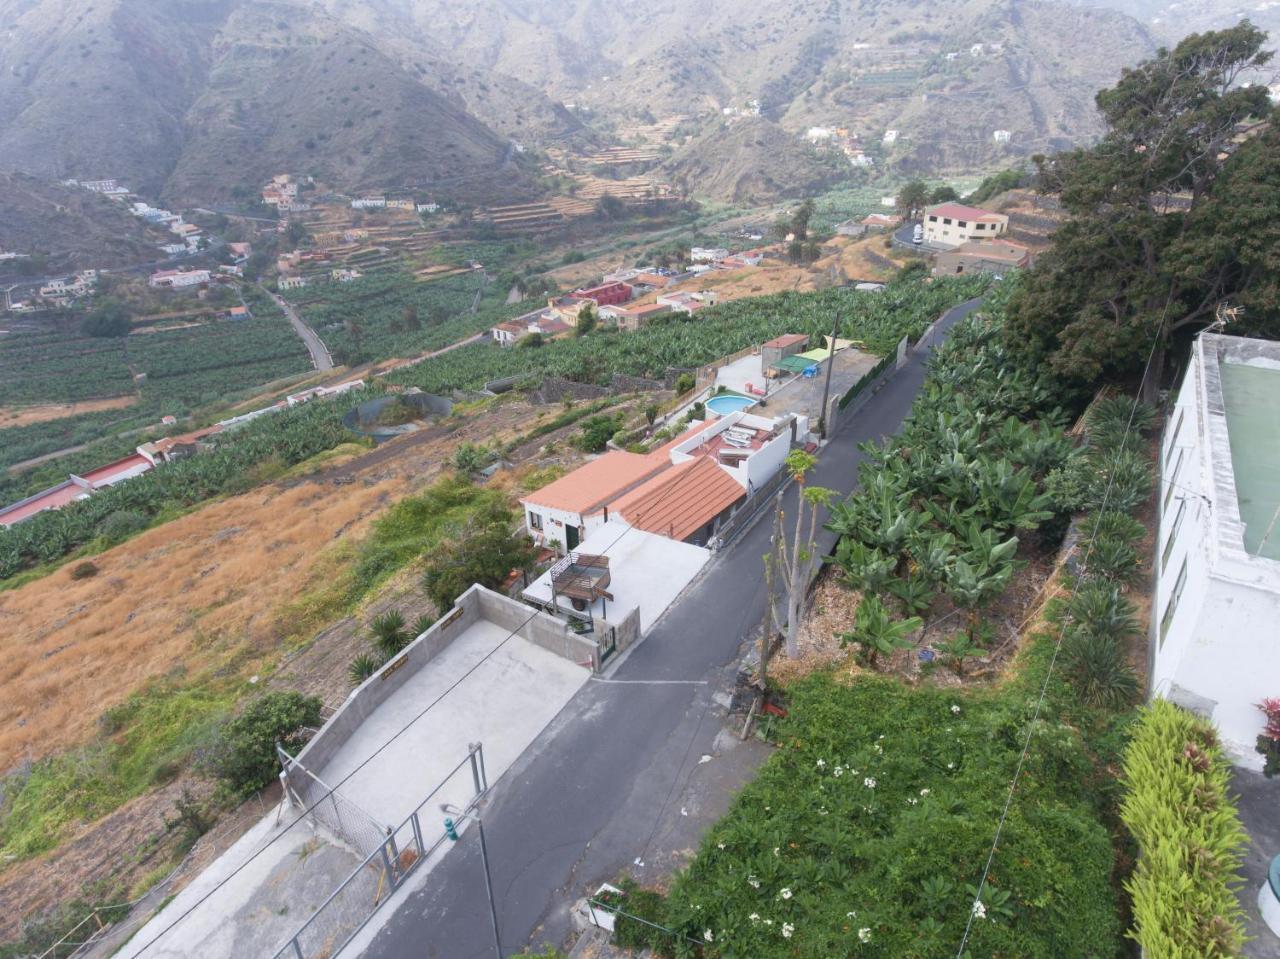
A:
705;394;756;416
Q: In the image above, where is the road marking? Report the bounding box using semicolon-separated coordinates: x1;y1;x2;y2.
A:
588;676;711;686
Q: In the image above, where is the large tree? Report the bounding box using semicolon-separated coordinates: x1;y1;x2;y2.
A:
1006;23;1275;398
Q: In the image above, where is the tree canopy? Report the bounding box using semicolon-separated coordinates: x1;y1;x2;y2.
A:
1006;22;1276;395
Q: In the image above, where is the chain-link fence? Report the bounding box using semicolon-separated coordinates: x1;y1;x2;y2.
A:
271;743;488;959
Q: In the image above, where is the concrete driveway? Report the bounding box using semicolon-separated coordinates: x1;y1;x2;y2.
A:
353;297;985;958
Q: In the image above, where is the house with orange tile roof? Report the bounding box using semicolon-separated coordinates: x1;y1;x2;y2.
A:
610;456;746;545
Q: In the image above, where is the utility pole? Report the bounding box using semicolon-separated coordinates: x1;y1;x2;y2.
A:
441;804;502;959
817;312;841;440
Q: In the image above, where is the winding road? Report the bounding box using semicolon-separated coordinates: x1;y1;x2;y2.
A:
359;296;984;958
264;285;334;372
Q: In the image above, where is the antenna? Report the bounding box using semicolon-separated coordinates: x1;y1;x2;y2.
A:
1206;301;1244;334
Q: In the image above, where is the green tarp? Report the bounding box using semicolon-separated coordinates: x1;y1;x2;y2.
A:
770;355;818;374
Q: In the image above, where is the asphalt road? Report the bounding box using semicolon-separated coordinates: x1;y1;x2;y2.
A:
359;297;984;959
265;286;334;372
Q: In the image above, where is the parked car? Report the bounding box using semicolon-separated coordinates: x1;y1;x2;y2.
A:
912;224;924;244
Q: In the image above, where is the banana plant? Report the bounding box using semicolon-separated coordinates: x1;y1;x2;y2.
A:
839;595;923;668
888;573;937;617
933;632;986;676
831;540;896;593
944;550;1014;641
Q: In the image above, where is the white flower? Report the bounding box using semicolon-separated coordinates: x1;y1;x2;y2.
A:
951;704;961;714
780;887;793;900
747;875;761;889
907;797;918;805
749;913;760;922
773;846;780;857
834;765;845;777
864;777;877;789
846;910;857;918
781;922;795;939
819;807;829;816
920;788;931;797
972;900;987;920
873;742;883;754
859;927;872;943
704;929;714;942
816;758;826;769
764;918;774;926
717;842;725;850
947;762;955;769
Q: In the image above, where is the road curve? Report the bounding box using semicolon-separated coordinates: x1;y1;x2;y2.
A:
264;285;333;372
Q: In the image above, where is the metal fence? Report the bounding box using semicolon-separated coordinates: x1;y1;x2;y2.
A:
271;743;489;959
277;746;389;859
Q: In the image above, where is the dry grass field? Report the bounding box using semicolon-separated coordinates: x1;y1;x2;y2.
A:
0;396;139;431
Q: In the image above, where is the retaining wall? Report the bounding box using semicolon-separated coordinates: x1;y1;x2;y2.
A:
292;585;598;778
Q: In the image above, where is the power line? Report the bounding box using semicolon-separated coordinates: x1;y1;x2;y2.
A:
954;304;1173;956
131;491;670;957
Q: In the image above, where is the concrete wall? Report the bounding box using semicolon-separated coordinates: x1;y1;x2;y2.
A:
600;606;642;660
293;586;599;780
522;502;606;551
473;586;600;670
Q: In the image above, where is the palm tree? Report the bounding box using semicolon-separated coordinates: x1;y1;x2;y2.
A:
765;451;836;659
840;595;923;668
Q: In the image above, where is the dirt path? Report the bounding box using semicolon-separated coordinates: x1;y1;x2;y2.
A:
0;396;139;430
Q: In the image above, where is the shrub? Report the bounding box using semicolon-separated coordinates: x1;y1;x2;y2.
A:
203;692;323;797
673;373;695;395
1121;700;1248;956
98;509;148;544
411;613;437;637
453;443;491;474
1080;531;1142;586
370;609;409;659
575;413;623;453
349;653;382;687
421;519;536;612
1256;697;1280;777
69;560;99;580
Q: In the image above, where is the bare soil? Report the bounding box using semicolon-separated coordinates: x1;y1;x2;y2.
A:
0;396;138;430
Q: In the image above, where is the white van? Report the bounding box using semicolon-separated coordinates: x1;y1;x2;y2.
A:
912;224;924;244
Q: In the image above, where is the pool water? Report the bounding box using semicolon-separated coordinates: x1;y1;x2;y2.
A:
705;394;755;415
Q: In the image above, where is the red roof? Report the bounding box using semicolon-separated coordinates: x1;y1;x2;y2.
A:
77;453;152;486
610;457;745;542
763;334;809;349
522;451;669;515
0;482;83;526
926;202;1004;222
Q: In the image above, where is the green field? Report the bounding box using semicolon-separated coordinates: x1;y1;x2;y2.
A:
389;276;989;395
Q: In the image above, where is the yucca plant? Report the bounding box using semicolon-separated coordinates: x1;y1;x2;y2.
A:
370;609;409;659
1080;532;1143;587
1067;583;1140;641
1079;510;1146;546
349;653;383;687
1063;630;1139;707
411;613;437;638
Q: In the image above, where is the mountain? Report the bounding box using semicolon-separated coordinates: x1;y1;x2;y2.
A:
0;0;543;204
0;172;162;268
1062;0;1280;44
342;0;1159;174
664;117;848;204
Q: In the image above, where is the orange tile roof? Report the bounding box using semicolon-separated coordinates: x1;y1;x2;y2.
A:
522;451;668;515
610;457;745;542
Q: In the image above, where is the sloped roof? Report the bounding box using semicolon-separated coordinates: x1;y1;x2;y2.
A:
610;457;745;542
762;334;809;349
522;451;668;515
926;202;1005;222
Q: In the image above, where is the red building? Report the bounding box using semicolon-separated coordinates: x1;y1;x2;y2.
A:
573;282;634;307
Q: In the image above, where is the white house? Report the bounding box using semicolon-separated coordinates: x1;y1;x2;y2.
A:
882;130;899;145
993;130;1012;144
1152;332;1280;765
149;269;210;289
352;196;387;209
922;202;1009;248
690;247;730;264
278;276;308;291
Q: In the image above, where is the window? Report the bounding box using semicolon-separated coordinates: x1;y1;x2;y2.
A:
1162;499;1186;571
976;223;986;230
528;511;543;531
958;220;968;228
1159;558;1188;645
943;217;953;225
1163;449;1184;514
928;215;938;222
1163;407;1184;468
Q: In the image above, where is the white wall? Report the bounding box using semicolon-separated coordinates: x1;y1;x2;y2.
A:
522;501;608;550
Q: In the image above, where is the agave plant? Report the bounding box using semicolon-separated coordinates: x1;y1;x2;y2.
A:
1066;583;1140;641
1080;532;1142;587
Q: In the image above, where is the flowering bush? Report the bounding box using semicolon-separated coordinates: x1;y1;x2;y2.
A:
1256;697;1280;777
645;675;1121;957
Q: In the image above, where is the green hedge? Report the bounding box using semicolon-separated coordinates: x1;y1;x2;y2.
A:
1121;699;1249;957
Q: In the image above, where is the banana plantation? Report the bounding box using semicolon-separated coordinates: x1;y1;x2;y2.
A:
390;275;989;395
0;391;366;580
